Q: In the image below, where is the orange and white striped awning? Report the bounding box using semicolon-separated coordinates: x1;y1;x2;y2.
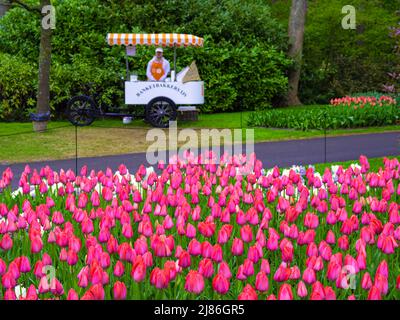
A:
107;33;204;47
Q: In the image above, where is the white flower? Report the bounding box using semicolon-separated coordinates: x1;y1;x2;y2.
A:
11;187;23;199
14;285;27;300
281;169;290;177
350;163;361;171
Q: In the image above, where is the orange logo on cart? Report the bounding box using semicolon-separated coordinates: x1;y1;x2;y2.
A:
151;61;165;81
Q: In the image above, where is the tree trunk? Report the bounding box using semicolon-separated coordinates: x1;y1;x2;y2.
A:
286;0;307;106
35;0;52;131
0;1;11;17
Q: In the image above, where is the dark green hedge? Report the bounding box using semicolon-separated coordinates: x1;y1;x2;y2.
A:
0;0;291;120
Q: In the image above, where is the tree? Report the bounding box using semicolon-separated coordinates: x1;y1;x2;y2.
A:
0;0;11;17
7;0;52;132
286;0;307;106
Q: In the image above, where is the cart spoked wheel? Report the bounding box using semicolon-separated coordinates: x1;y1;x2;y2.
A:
146;97;177;128
66;95;98;127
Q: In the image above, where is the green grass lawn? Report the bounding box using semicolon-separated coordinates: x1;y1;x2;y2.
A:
0;108;399;164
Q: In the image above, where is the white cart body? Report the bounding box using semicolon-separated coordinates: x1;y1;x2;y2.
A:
125;80;204;105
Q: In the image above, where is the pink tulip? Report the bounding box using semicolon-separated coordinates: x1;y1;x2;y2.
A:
362;272;373;290
67;288;79;300
150;268;169;289
113;281;127;300
2;272;16;289
278;284;293;300
303;267;317;284
218;261;232;279
238;284;258;300
198;258;214;278
255;271;269;292
185;270;204;294
368;286;382;300
297;281;308;298
212;274;230;295
0;234;13;251
131;256;146;282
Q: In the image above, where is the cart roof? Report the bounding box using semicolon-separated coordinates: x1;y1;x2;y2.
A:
107;33;204;47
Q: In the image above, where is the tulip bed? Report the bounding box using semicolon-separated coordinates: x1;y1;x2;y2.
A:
0;153;400;300
247;98;400;130
330;96;397;108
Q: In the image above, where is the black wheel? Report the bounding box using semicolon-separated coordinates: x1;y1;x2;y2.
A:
66;95;98;127
145;97;177;128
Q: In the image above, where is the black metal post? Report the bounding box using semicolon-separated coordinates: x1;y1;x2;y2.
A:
75;125;78;175
125;51;130;80
324;109;327;163
173;45;177;76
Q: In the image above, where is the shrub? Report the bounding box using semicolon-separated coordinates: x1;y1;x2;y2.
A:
267;0;400;104
0;53;36;121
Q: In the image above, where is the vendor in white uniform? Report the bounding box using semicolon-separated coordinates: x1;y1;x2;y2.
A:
146;47;170;81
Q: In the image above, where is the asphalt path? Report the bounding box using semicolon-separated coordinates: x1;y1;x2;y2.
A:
1;132;399;190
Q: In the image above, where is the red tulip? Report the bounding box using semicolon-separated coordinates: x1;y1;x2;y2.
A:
337;235;349;250
188;239;202;256
113;281;127;300
238;284;258;300
78;269;89;288
131;256;146;282
367;286;382;300
212;273;230;295
374;274;388;295
211;244;223;262
198;221;216;238
4;288;16;300
303;267;317;284
111;261;124;278
280;238;294;262
2;271;16;289
260;259;270;274
231;238;244;256
25;284;38;300
178;250;191;268
376;260;389;278
164;260;178;281
67;288;79;300
362;272;373;290
42;253;52;266
0;258;6;275
90;284;105;300
198;258;214;278
67;250;78;266
185;270;204;294
240;225;253;243
218;261;232;279
324;286;336;300
19;256;31;273
273;264;291;282
201;241;213;258
289;266;301;280
150;267;169;289
278;284;293;300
